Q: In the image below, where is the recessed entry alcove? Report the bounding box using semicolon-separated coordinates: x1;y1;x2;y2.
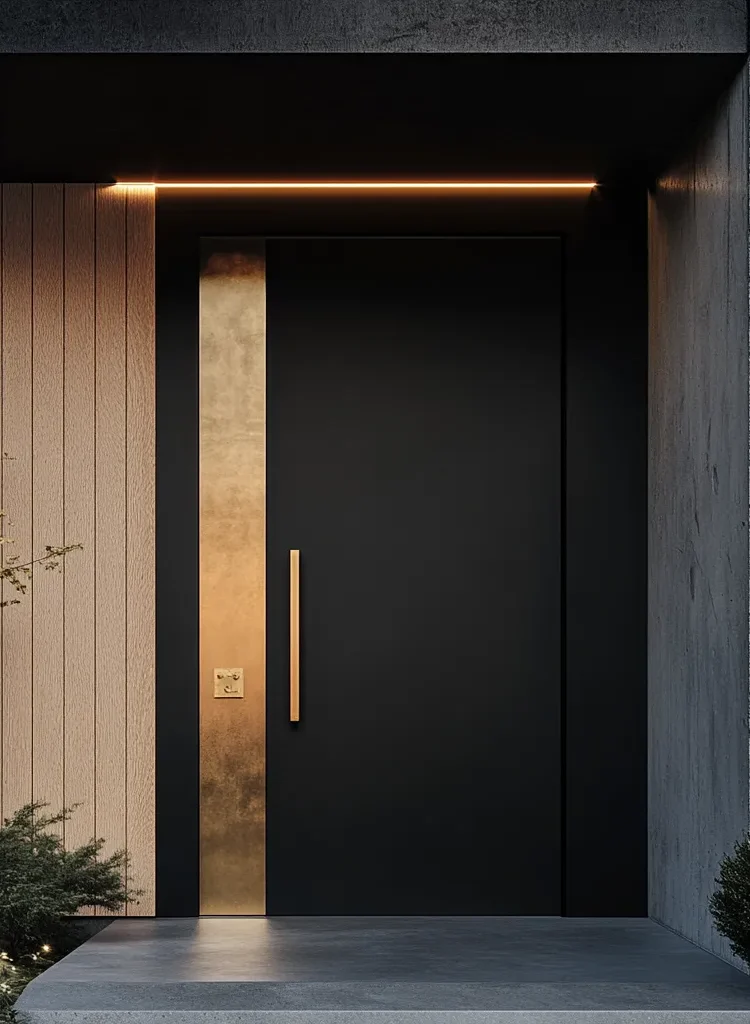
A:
1;44;749;1024
159;191;647;920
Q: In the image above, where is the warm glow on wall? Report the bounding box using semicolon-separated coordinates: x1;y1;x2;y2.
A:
114;180;597;192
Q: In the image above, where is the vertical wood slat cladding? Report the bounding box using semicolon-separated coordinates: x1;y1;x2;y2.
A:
124;189;156;915
94;187;128;897
2;184;33;819
0;185;156;915
0;186;3;821
32;185;65;833
63;185;96;857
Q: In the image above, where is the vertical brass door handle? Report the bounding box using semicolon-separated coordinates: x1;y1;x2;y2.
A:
290;549;300;722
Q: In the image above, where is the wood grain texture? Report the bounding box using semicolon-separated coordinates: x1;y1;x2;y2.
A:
63;185;96;852
94;186;128;876
0;183;155;911
31;184;65;826
2;184;34;818
125;187;155;915
0;186;3;822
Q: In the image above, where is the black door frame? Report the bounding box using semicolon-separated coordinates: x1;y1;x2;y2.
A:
155;191;646;917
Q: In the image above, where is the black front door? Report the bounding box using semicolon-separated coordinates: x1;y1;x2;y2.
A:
266;237;562;914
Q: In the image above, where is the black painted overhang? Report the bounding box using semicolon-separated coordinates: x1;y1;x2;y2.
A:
0;52;745;186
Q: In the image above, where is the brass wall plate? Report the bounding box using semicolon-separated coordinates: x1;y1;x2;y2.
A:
213;668;245;698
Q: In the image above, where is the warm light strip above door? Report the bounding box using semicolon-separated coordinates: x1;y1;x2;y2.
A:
114;181;598;191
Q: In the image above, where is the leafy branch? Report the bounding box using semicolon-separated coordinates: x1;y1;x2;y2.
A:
0;518;82;607
0;449;81;606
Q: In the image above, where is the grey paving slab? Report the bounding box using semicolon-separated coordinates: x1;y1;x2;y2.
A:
14;917;750;1020
16;1015;750;1024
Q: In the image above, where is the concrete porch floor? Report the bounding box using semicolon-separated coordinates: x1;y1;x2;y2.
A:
16;916;750;1023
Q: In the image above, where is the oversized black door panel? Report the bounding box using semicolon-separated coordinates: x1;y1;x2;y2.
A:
266;237;561;914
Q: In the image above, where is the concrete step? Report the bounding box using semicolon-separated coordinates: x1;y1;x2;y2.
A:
16;917;750;1024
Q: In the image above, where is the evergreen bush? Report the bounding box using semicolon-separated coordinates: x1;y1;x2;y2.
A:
0;803;140;1021
710;833;750;968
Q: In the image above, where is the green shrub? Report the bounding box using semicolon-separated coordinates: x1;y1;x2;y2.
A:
0;803;141;1022
710;833;750;967
0;949;53;1023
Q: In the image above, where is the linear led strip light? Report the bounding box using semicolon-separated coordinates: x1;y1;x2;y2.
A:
114;180;597;191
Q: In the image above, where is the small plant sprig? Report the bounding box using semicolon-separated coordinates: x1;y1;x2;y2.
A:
0;522;82;608
0;453;81;607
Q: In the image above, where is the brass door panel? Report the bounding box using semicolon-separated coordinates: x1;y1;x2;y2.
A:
199;241;266;915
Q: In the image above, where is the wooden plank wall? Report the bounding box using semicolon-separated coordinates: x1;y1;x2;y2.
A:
0;184;155;915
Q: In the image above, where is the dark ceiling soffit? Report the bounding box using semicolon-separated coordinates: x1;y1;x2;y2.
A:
0;54;745;186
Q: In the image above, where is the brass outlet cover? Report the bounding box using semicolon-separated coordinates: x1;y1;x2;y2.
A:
213;668;245;698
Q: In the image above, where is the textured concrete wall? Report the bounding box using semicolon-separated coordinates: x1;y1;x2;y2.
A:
648;65;749;964
0;0;745;52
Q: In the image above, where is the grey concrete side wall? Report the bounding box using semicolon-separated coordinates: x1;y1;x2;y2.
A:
0;0;745;53
648;65;749;964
